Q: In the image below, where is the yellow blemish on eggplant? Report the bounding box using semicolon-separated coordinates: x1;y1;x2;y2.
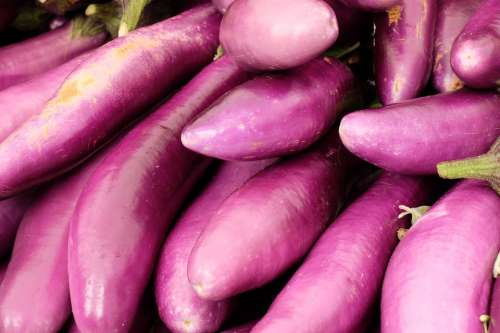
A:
387;5;402;26
50;73;96;106
182;320;192;329
393;76;402;94
113;37;161;60
450;79;464;91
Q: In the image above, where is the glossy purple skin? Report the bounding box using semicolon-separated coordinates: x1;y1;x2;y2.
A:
252;173;431;333
381;180;500;333
0;194;34;258
155;160;275;333
187;135;350;301
451;0;500;88
212;0;234;13
0;156;102;333
0;4;221;199
220;321;256;333
491;281;500;333
0;23;106;91
220;0;339;71
375;0;437;105
182;57;358;161
0;51;93;143
338;0;399;11
432;0;481;92
68;55;249;333
339;91;500;175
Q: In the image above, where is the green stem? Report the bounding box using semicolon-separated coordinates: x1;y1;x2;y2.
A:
398;205;430;225
86;2;122;37
480;314;490;333
437;154;498;180
71;15;105;38
119;0;151;37
437;137;500;195
213;45;224;60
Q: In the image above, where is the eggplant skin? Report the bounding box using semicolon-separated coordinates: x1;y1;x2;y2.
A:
0;52;91;143
339;91;500;175
381;180;500;333
220;0;339;71
154;159;273;333
0;23;106;91
432;0;482;92
451;0;500;89
0;4;221;199
187;134;350;301
252;173;431;333
68;55;249;333
0;154;103;333
375;0;437;105
181;57;358;161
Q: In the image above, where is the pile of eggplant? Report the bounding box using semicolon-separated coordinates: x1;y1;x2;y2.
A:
0;0;498;332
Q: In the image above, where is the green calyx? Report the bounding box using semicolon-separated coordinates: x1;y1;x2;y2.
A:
85;2;122;37
71;15;105;38
324;41;361;60
437;137;500;195
397;205;431;240
214;45;225;60
118;0;151;37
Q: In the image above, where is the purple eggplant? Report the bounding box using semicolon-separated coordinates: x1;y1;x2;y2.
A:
182;57;359;160
68;55;249;333
0;51;93;143
375;0;437;105
0;21;107;91
0;4;221;199
220;0;339;71
0;154;103;333
451;0;500;89
155;160;275;333
187;133;354;301
0;194;34;258
339;91;500;174
432;0;482;92
381;180;500;332
252;173;431;333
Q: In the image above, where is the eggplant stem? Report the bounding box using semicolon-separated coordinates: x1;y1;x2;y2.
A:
437;137;500;195
118;0;150;37
480;314;490;333
398;205;430;225
437;154;497;180
397;228;408;241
